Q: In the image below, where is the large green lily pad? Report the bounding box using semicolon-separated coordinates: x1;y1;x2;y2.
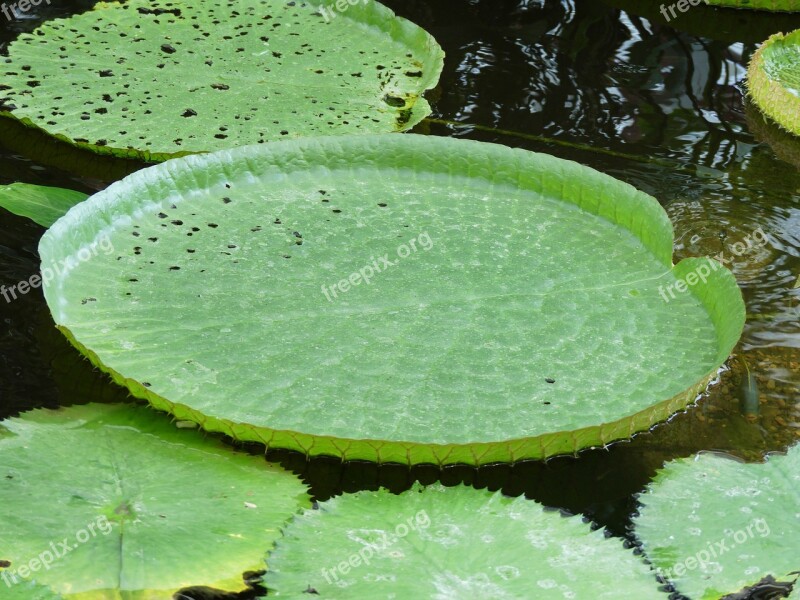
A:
0;183;89;227
0;0;443;161
39;134;745;466
634;445;800;600
0;403;309;598
747;30;800;136
265;483;667;598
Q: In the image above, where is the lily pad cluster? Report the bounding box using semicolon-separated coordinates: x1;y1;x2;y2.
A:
0;0;760;596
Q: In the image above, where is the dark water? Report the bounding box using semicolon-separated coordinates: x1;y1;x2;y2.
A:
1;1;799;598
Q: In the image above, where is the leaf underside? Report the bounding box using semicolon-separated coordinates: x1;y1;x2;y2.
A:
39;134;745;466
0;0;444;161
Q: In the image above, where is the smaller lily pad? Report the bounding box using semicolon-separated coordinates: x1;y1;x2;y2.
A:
0;403;310;599
265;483;667;598
634;445;800;600
747;29;800;136
0;183;88;227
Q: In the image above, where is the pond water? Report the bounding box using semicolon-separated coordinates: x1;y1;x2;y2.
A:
1;1;799;598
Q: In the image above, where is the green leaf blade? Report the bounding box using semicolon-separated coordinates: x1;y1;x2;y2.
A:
0;183;89;227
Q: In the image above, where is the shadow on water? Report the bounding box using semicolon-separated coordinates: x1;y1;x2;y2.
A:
1;0;799;598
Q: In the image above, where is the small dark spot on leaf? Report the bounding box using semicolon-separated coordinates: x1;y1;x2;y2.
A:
545;378;555;384
383;94;405;107
181;108;197;117
161;43;176;54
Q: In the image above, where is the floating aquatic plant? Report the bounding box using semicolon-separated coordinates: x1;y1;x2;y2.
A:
0;0;444;161
265;483;668;598
38;134;745;466
0;403;309;598
634;445;800;599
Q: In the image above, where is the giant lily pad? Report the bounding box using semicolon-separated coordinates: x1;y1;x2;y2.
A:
747;30;800;136
0;0;443;161
0;403;310;598
265;483;667;598
634;445;800;600
39;134;745;466
0;183;89;227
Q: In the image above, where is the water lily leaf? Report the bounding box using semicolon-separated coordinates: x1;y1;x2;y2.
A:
0;183;89;227
0;0;443;161
747;30;800;136
39;134;745;466
0;403;310;598
634;446;800;600
705;0;800;10
264;483;667;598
